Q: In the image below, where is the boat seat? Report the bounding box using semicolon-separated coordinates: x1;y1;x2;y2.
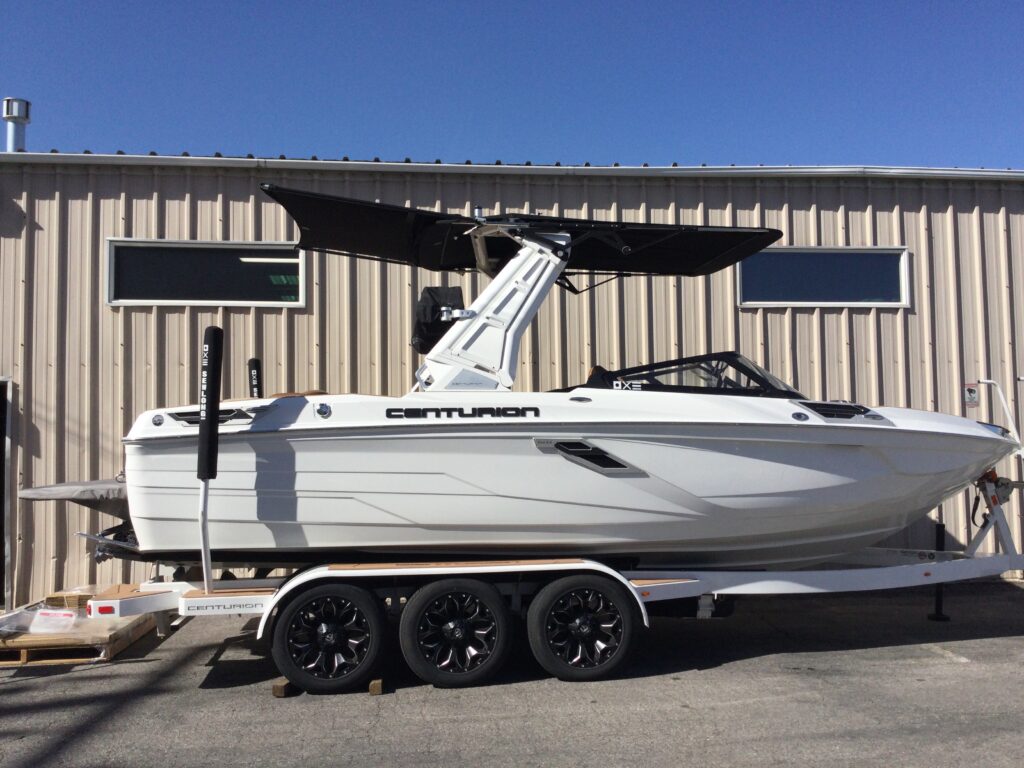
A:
546;366;614;393
583;365;614;389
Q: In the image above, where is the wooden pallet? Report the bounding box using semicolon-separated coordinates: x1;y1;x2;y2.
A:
0;612;156;668
44;591;94;610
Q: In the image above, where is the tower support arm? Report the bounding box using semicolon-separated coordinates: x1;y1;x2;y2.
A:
415;233;570;392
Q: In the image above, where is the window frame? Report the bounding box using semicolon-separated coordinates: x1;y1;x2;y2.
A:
105;238;306;308
736;246;911;309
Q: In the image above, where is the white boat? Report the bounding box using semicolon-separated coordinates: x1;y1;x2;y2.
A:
107;185;1019;569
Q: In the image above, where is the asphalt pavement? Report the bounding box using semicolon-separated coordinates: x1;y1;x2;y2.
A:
2;582;1023;768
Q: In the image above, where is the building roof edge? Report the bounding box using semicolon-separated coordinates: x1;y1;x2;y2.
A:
1;153;1022;182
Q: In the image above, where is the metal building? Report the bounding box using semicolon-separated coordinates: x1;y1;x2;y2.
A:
2;153;1022;606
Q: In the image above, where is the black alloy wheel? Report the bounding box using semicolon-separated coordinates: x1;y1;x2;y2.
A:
527;574;637;681
399;579;512;688
271;583;384;694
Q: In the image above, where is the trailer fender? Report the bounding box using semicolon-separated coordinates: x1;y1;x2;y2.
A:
256;559;649;640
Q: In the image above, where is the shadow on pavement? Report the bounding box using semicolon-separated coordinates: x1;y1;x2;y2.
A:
630;582;1024;679
198;581;1024;694
4;580;1020;738
0;642;214;768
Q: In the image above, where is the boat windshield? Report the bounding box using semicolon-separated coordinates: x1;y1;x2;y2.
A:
582;352;804;398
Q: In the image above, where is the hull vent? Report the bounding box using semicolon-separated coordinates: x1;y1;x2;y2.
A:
534;438;647;477
554;441;630;470
168;408;254;426
800;401;871;419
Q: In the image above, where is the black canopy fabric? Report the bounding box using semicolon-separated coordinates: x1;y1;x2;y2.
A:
261;183;782;276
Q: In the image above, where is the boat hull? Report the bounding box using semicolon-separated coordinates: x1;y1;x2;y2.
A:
123;397;1018;569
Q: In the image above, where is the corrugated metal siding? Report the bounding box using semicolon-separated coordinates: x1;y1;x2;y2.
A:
2;161;1022;605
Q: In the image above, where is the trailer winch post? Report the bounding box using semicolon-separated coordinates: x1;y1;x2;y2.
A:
197;326;224;595
927;522;950;622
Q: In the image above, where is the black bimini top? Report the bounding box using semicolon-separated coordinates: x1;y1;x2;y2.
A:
261;183;782;277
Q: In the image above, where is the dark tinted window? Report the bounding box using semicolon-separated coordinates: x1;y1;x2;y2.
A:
740;248;905;305
110;243;302;305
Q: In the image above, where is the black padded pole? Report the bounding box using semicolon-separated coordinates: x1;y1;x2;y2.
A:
247;357;263;399
197;327;224;481
196;326;224;594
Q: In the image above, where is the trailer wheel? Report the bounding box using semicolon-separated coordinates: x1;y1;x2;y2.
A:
527;574;636;681
399;579;511;688
271;583;383;694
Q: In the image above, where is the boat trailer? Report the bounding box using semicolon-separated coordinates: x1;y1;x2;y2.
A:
85;469;1023;691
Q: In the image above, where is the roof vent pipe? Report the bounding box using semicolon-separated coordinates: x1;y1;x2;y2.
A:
3;98;31;152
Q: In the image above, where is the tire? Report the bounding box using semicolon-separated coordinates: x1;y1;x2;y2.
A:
399;578;512;688
527;574;637;681
271;583;384;694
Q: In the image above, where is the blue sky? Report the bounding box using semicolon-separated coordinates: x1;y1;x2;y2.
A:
4;1;1023;167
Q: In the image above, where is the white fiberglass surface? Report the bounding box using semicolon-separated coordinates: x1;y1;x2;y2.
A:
126;386;1012;445
124;411;1015;564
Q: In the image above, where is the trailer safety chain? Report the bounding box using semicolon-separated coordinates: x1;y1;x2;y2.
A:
970;492;982;528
